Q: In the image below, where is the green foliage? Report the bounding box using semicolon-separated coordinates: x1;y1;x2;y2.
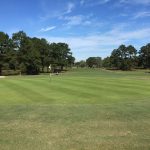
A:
0;30;149;73
50;42;74;70
110;45;137;70
2;69;21;76
0;32;10;75
75;60;86;68
32;38;49;72
19;37;41;75
0;31;75;75
12;31;27;49
139;43;150;69
102;57;111;68
86;57;102;68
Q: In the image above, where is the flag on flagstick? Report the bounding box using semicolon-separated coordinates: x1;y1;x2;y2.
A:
49;65;51;71
49;64;52;81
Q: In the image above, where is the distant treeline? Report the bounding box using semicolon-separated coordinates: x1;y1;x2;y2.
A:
76;44;150;70
0;30;150;76
0;31;75;75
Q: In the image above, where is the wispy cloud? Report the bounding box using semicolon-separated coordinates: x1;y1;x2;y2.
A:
66;2;75;14
40;26;56;32
40;1;75;21
62;15;92;26
39;27;150;60
105;27;150;41
133;11;150;19
59;13;104;29
80;0;85;5
80;0;111;7
120;0;150;5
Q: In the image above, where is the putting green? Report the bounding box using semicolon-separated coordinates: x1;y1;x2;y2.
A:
0;69;150;150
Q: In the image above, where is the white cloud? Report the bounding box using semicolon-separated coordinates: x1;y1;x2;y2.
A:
65;16;83;25
106;27;150;41
80;0;111;7
80;0;85;5
120;0;150;5
133;11;150;19
39;2;75;21
63;15;91;26
40;26;56;32
38;27;150;60
66;2;75;14
60;14;94;27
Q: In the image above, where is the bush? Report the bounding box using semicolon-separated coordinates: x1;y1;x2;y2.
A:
2;70;21;76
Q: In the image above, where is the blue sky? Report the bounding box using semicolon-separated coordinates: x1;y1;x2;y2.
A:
0;0;150;60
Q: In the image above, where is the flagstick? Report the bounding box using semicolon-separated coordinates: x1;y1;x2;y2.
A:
49;64;52;82
49;72;52;82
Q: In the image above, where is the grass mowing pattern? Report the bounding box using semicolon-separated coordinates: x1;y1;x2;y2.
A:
0;69;150;149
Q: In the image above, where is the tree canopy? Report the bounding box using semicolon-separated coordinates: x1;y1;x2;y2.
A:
0;30;150;75
139;43;150;69
110;45;137;70
86;57;102;68
0;31;75;75
75;43;150;71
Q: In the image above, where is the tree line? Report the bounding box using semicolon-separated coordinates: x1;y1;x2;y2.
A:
0;31;75;75
76;43;150;70
0;30;149;76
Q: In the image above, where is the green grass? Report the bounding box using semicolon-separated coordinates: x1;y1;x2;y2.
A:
0;68;150;150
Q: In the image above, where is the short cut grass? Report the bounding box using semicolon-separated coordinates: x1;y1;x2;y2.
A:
0;69;150;150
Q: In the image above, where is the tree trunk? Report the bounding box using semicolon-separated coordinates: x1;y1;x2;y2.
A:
42;66;44;73
0;65;2;75
61;65;64;71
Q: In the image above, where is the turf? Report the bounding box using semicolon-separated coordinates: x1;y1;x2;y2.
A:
0;69;150;150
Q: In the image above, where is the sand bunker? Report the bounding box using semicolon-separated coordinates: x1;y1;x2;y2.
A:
0;76;5;79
